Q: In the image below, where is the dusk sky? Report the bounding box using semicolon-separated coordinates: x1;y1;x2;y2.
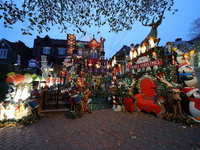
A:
0;0;199;59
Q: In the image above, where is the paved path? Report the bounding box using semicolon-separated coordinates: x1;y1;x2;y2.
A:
0;109;200;150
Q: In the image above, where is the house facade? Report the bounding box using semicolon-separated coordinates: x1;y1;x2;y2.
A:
32;35;106;75
0;38;32;68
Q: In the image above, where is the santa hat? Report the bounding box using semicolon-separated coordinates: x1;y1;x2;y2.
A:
178;63;189;72
182;87;199;97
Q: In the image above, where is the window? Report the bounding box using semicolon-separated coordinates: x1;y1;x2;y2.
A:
42;47;51;54
58;47;66;55
1;42;5;47
90;49;98;59
78;49;82;56
0;49;7;59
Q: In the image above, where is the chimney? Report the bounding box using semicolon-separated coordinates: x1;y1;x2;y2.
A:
175;38;182;41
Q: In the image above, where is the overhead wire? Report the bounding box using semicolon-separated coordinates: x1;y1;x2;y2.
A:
107;29;129;57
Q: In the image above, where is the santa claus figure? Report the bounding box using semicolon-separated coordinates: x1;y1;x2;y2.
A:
182;87;200;122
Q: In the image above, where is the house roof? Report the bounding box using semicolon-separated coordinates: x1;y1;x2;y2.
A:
35;35;66;46
0;38;14;49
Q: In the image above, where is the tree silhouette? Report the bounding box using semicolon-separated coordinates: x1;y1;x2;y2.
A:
0;0;176;35
189;17;200;40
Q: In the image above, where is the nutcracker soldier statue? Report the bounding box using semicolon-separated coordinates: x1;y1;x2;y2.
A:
60;68;68;85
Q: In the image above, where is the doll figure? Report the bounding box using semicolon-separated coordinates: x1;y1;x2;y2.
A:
0;101;5;121
15;99;25;119
5;101;15;119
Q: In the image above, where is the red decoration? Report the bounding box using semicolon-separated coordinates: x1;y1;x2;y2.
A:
88;38;100;48
6;72;24;84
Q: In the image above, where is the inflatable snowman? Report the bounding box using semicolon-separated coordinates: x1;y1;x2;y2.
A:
182;87;200;123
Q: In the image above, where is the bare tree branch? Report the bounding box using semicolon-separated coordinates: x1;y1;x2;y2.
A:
0;0;176;35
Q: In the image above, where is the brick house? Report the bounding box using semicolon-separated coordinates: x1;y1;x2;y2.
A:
32;35;106;75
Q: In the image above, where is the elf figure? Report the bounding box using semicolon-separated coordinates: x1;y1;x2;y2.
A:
0;101;5;121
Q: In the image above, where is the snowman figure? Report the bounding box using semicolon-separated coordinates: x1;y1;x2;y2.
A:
178;63;198;87
182;87;200;122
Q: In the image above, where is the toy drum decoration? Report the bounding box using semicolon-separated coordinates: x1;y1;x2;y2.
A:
27;99;39;109
73;94;81;104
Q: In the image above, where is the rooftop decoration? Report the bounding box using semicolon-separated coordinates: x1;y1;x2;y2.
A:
88;38;100;48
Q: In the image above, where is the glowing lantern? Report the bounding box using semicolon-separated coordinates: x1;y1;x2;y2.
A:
149;38;155;48
189;50;195;66
32;74;42;81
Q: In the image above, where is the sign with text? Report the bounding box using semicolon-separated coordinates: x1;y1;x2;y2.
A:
130;58;163;70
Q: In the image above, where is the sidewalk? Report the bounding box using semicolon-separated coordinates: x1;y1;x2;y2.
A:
0;109;200;150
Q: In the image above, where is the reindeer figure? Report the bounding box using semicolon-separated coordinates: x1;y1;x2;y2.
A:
157;75;186;119
142;10;165;49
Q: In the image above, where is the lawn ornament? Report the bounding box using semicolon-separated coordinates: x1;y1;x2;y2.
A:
182;87;200;123
136;54;151;72
172;48;186;65
6;72;24;85
0;101;5;121
23;74;33;83
141;10;165;49
158;75;186;119
134;74;166;119
15;99;25;119
60;68;68;85
178;63;198;87
5;101;15;119
150;52;158;70
13;83;23;102
21;83;30;101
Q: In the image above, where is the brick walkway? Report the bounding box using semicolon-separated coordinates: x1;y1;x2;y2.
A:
0;109;200;150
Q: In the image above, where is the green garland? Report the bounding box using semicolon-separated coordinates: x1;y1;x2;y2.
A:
0;114;43;128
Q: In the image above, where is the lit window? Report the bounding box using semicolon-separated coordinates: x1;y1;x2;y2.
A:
43;47;51;54
58;47;66;55
0;49;7;59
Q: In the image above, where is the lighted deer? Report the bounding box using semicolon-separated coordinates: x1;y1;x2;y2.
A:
141;10;165;49
157;75;186;119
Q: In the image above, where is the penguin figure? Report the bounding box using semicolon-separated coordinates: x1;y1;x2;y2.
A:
178;63;198;87
182;87;200;122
